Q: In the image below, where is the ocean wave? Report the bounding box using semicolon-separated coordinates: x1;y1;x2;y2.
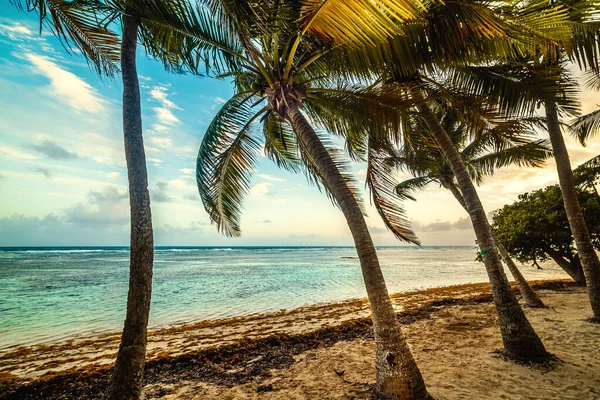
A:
24;249;105;254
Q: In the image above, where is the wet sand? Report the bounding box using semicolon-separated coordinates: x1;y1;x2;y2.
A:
2;280;599;399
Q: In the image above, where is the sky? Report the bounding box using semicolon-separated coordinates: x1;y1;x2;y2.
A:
0;8;599;247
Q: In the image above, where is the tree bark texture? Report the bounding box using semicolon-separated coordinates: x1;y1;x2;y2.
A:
105;6;154;399
286;103;429;400
545;100;600;319
415;97;548;360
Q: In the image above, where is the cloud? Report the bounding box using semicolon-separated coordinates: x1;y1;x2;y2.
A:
151;181;173;203
212;97;227;110
150;86;179;109
412;217;471;233
35;167;52;178
256;173;285;182
154;221;206;242
250;182;271;197
180;168;195;176
28;140;79;160
106;172;121;179
150;136;173;148
0;213;129;246
263;220;272;224
24;53;106;113
369;226;387;234
0;22;33;40
184;192;199;201
148;85;180;128
0;145;38;160
153;107;179;125
64;187;129;226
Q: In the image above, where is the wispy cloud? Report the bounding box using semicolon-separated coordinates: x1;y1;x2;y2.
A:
250;182;271;197
24;53;107;113
256;173;285;182
151;181;173;203
180;168;195;176
35;167;52;178
28;139;79;160
0;145;38;160
412;217;471;233
149;85;181;128
0;21;33;40
106;172;121;179
150;136;173;148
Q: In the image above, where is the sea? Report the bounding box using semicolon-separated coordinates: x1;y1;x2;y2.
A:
0;246;567;349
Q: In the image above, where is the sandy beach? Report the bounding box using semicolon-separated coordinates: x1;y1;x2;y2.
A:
1;279;599;399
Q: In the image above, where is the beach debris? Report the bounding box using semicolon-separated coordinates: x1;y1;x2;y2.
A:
256;383;273;392
334;368;345;376
246;355;263;365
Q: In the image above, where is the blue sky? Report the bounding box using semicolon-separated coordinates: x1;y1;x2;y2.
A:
1;7;599;247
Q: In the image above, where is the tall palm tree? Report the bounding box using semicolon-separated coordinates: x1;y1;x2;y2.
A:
195;2;435;398
447;0;600;320
327;0;572;360
385;106;552;307
14;1;241;397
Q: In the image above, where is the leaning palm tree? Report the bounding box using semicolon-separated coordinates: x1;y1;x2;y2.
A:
327;0;570;359
14;0;241;397
385;106;552;307
195;2;434;398
447;0;600;320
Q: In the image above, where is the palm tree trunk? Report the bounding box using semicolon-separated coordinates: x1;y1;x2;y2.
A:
545;100;600;319
286;102;429;400
105;6;154;399
545;248;586;286
415;97;548;360
444;182;545;308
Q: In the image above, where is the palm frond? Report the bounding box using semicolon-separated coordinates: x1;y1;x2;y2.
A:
299;0;431;48
570;107;600;145
304;81;413;154
469;139;553;181
296;129;365;214
196;94;265;237
367;146;420;244
446;63;581;117
122;0;245;76
12;0;120;76
394;176;433;201
263;113;302;173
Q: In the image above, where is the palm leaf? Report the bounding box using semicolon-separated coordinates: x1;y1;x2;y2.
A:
196;94;265;237
570;107;600;145
12;0;120;76
394;176;432;201
131;0;244;75
299;0;432;48
296;129;366;214
263;113;302;173
469;139;553;181
368;145;420;244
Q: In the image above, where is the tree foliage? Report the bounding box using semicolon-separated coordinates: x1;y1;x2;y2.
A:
492;184;600;279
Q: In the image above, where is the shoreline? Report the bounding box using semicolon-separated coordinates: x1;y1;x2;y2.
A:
0;279;578;398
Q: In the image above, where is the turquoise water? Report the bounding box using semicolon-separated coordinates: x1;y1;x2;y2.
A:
0;246;566;348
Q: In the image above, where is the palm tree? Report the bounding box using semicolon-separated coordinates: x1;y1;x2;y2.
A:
447;0;600;321
330;0;568;359
14;1;241;397
385;106;551;307
195;2;434;398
